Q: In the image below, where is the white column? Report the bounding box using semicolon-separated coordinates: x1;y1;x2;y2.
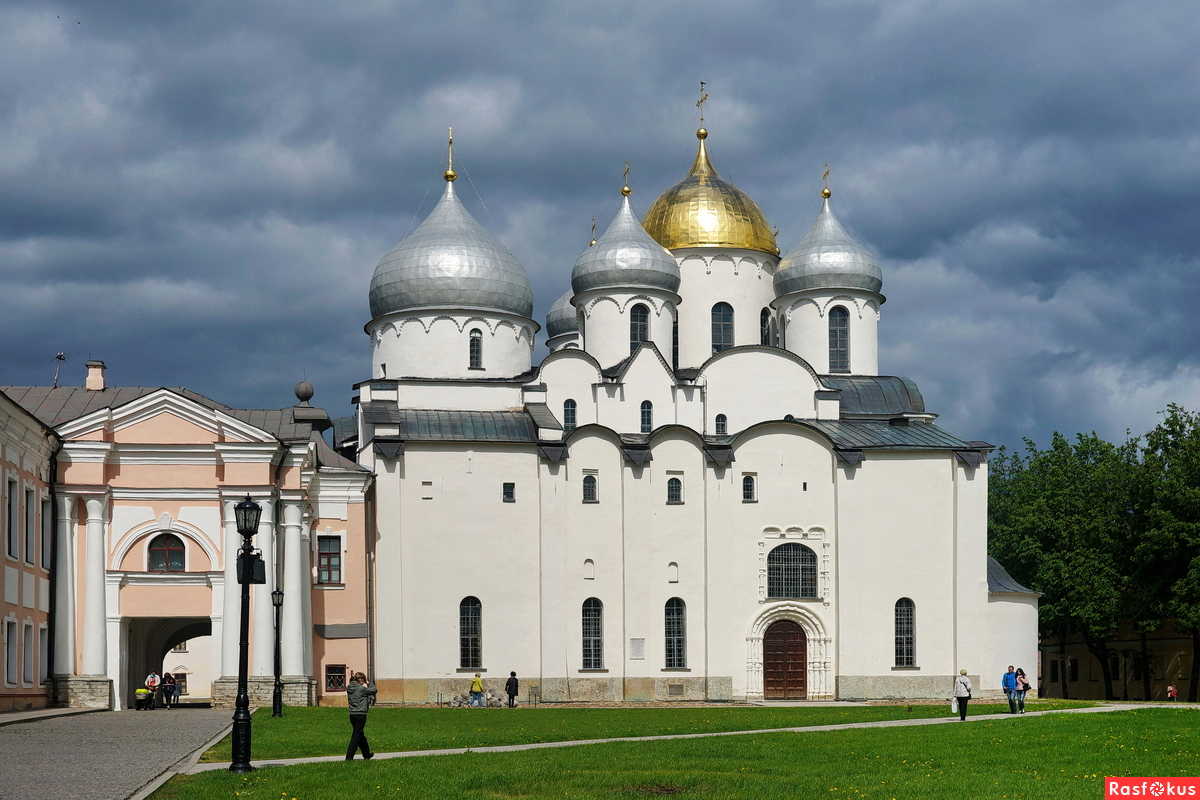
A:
280;501;306;676
53;494;77;675
80;495;108;676
220;499;241;678
252;499;276;676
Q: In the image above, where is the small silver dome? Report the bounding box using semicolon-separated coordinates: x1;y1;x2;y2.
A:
571;196;681;295
369;181;534;320
774;197;882;296
546;290;578;338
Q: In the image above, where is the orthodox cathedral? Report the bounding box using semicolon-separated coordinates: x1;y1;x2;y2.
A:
1;121;1036;711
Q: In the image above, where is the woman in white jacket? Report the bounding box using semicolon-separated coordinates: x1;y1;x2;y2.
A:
953;670;972;721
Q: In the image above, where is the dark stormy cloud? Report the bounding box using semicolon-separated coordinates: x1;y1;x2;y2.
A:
2;0;1199;449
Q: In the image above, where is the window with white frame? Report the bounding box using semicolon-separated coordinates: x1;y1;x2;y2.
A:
148;533;185;572
22;624;33;684
38;627;48;684
630;303;649;353
6;480;16;558
24;489;34;565
829;306;850;372
469;329;483;370
317;536;342;585
581;598;603;669
4;620;15;684
895;598;915;667
711;303;734;353
715;414;727;436
41;499;51;568
742;474;756;502
640;401;653;433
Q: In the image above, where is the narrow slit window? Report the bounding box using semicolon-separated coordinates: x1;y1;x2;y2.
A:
895;598;915;667
760;308;771;346
828;306;849;373
630;303;649;353
563;399;577;432
469;328;483;370
640;401;653;433
711;303;734;353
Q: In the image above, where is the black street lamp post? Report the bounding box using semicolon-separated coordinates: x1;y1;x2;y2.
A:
271;588;284;718
230;496;262;774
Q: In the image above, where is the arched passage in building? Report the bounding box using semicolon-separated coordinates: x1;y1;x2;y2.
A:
122;617;212;710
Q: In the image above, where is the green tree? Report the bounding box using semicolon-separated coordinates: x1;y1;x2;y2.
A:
989;432;1137;701
1138;404;1200;701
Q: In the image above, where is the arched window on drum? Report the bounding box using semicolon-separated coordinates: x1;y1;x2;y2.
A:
766;543;818;599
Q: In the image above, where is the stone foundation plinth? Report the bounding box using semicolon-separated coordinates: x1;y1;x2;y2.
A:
211;676;316;709
55;675;112;709
837;674;980;700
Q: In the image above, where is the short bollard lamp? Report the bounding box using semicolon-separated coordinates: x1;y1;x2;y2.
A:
230;495;263;774
271;587;284;718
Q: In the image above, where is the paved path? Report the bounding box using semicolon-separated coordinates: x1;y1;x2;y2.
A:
184;703;1183;775
0;708;231;800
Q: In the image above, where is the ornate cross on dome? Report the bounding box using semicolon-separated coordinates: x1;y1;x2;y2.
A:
822;163;831;198
696;81;709;124
444;127;457;182
622;161;631;196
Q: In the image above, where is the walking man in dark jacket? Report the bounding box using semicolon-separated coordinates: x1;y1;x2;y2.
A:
505;672;519;708
346;671;377;760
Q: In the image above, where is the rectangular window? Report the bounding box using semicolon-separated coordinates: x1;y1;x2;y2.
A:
421;481;434;500
172;641;188;653
24;490;34;565
41;499;51;568
175;673;189;696
22;624;33;684
6;480;16;558
1132;656;1143;682
4;620;16;684
325;664;347;692
1049;659;1059;684
38;627;48;684
317;536;342;585
1068;658;1078;682
502;483;515;503
1109;655;1120;681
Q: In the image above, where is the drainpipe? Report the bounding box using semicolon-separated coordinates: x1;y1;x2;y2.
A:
46;436;62;705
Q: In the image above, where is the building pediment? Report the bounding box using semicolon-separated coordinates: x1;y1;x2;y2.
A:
56;388;278;445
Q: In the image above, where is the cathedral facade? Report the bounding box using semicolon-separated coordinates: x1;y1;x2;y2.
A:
350;127;1038;702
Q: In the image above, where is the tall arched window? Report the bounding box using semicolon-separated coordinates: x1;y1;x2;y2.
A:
715;414;727;436
712;303;734;353
667;477;682;504
828;306;849;373
671;314;679;370
148;533;185;572
582;598;604;669
582;474;598;503
665;598;686;669
640;401;653;433
760;308;771;346
460;596;482;668
563;399;577;432
469;329;483;370
895;598;915;667
630;303;649;353
742;475;756;502
767;543;818;599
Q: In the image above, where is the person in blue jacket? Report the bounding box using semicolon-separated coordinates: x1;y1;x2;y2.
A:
1001;665;1018;713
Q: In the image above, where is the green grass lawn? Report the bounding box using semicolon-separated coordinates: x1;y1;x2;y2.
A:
200;700;1090;762
156;708;1197;800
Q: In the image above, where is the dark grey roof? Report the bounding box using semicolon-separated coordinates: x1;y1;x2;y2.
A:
819;375;925;416
987;556;1039;595
1;385;324;443
524;403;562;430
803;419;970;450
311;431;370;472
360;402;538;443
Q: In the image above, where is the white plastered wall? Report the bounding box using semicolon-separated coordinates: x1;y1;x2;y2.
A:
672;248;777;369
369;311;535;380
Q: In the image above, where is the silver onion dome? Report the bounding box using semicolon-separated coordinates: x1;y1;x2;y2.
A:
571;194;681;295
545;290;578;338
774;195;883;297
369;180;534;320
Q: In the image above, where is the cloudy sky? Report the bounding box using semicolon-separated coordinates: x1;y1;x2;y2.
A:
2;0;1198;450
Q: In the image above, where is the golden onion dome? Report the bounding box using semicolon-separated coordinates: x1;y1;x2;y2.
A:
642;129;778;255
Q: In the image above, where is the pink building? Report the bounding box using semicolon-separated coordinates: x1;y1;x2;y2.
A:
2;362;372;709
0;389;57;711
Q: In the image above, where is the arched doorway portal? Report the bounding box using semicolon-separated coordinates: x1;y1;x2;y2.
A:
764;619;807;699
122;617;212;709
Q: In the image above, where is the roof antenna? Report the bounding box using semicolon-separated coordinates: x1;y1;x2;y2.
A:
52;353;66;388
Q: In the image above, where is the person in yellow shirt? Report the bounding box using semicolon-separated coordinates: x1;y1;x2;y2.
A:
469;673;484;708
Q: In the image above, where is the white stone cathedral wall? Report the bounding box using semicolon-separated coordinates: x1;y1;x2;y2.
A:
672;248;777;369
370;313;533;380
781;294;880;376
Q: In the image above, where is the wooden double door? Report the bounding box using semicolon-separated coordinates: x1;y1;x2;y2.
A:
763;620;807;699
